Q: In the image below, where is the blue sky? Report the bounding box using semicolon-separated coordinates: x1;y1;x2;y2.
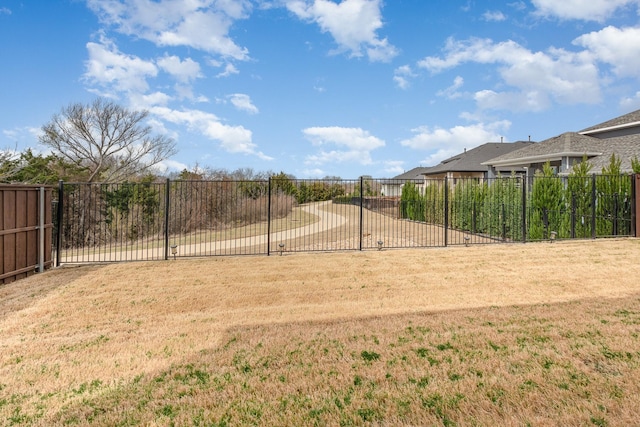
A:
1;0;640;179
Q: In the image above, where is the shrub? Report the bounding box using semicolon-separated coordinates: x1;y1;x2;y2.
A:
529;163;564;240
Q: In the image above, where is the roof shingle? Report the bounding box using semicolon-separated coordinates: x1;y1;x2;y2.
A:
424;141;534;174
484;133;604;165
580;109;640;133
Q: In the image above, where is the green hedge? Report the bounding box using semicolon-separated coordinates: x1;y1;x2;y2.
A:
399;157;632;241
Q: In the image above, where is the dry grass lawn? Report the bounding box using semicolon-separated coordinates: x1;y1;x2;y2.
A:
2;238;640;425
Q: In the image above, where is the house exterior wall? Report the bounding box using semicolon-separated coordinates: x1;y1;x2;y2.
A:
529;160;562;175
381;179;426;197
381;183;402;197
424;171;485;181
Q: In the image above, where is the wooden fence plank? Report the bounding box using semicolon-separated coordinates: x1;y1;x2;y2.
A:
2;190;17;284
0;190;3;279
15;190;27;281
0;185;53;285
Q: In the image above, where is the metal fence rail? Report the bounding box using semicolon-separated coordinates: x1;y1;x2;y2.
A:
54;174;636;264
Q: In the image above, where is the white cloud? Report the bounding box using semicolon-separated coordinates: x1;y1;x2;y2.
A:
153;159;189;174
84;38;209;101
419;37;601;111
84;35;158;94
0;7;11;15
437;76;465;99
300;168;325;177
227;93;259;114
146;117;179;141
2;127;41;143
156;55;204;100
620;91;640;109
531;0;638;22
286;0;398;62
574;26;640;78
86;0;251;60
130;91;173;109
216;63;240;78
302;126;385;166
2;129;19;140
482;10;506;21
400;121;511;166
473;89;552;112
508;2;527;11
157;55;202;83
1;127;47;156
150;106;272;160
382;160;405;176
393;65;416;89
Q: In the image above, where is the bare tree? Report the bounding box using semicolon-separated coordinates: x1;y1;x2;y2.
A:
40;98;177;182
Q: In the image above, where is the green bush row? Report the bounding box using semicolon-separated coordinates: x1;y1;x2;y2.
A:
400;156;633;241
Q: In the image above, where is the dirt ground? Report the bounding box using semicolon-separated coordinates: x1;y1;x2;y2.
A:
1;237;640;423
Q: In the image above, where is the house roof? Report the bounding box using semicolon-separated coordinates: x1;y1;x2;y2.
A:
572;134;640;173
385;166;431;182
484;132;640;173
483;132;604;167
424;141;535;174
580;108;640;136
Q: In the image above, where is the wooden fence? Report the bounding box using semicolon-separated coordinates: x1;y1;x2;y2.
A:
0;185;53;284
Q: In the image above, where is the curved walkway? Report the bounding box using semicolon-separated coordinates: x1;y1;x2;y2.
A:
62;201;349;262
179;201;349;256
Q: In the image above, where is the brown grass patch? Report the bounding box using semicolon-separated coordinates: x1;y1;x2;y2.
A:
1;238;640;425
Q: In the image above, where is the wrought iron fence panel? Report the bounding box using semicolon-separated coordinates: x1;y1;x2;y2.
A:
594;174;633;238
166;180;270;257
389;178;448;248
58;181;167;263
271;179;361;253
523;174;634;241
362;192;441;250
447;176;526;245
54;173;635;264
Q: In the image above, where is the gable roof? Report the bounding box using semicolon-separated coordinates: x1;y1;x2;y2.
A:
387;166;431;181
483;132;640;173
425;141;535;174
574;134;640;173
580;108;640;136
483;132;604;167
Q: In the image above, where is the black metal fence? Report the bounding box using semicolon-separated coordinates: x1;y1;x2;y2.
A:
53;174;636;264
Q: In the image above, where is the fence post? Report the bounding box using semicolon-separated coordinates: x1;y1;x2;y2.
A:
613;193;619;236
359;176;363;251
56;180;63;267
570;194;576;239
444;177;448;247
472;200;477;235
267;177;272;256
634;174;639;237
164;178;170;260
501;203;506;241
591;174;597;239
521;175;527;243
38;187;45;272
